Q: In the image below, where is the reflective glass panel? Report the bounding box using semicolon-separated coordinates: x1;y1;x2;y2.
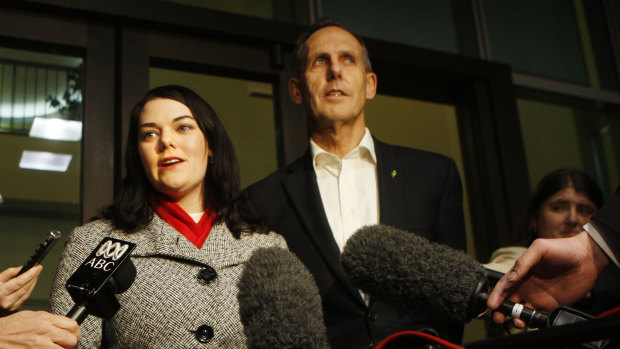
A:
157;0;310;24
518;97;620;198
0;47;83;310
321;0;461;54
482;0;589;85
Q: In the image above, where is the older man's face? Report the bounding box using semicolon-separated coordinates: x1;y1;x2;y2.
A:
290;26;377;129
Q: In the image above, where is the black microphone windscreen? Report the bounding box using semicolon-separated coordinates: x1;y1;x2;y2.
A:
237;247;330;349
341;224;486;323
109;258;136;294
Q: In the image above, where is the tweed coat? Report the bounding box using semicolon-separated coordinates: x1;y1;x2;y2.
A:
49;215;286;348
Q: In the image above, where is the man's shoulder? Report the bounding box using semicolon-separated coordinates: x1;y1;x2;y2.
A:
375;138;454;165
245;153;309;193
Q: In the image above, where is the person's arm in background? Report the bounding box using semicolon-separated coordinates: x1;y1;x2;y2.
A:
0;310;80;348
0;265;42;314
487;231;610;326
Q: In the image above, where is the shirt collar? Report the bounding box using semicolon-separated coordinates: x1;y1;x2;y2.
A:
310;128;377;164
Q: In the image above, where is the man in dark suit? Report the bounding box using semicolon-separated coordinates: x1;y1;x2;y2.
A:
244;19;467;348
488;191;620;325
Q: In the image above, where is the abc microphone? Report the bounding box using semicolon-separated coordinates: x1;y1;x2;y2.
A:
65;237;136;324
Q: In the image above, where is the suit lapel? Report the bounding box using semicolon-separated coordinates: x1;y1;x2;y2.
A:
375;139;406;227
282;151;365;303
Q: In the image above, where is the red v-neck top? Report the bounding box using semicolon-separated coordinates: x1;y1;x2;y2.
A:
152;196;217;248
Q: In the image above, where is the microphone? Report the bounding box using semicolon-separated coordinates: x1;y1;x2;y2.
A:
340;224;547;327
65;237;136;324
237;247;330;349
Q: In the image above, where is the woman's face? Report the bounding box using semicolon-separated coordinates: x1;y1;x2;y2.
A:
137;98;212;204
533;187;597;239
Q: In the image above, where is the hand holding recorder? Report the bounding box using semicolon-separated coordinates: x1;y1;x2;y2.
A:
0;231;80;348
0;231;61;314
0;266;42;314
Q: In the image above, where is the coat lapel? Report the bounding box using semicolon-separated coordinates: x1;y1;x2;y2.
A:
282;151;364;303
112;216;242;269
375;138;406;227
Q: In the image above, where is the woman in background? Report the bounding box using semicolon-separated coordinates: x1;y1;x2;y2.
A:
49;85;287;348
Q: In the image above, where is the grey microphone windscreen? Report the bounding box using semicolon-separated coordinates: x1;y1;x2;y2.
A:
341;224;486;323
237;247;330;349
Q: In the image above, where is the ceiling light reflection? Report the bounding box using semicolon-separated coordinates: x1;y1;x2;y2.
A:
29;117;82;141
19;150;72;172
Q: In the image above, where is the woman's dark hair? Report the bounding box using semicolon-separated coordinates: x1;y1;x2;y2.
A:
101;85;266;237
514;168;604;246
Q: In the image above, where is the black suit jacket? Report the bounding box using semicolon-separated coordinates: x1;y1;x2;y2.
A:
244;138;467;349
591;192;620;264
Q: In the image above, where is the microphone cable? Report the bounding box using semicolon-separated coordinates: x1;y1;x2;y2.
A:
597;306;620;319
375;330;465;349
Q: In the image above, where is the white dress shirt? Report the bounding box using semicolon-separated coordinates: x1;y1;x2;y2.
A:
311;128;379;251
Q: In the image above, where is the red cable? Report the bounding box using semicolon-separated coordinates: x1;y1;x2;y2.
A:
374;330;465;349
597;306;620;318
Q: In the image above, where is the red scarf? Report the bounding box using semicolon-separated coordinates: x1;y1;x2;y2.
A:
152;196;217;249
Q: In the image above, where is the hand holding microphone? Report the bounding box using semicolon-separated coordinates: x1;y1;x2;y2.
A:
0;231;82;348
487;231;609;326
0;310;81;349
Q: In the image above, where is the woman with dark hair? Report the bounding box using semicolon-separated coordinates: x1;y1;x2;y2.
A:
517;168;603;245
485;168;620;327
48;85;286;347
518;168;603;244
103;85;261;236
